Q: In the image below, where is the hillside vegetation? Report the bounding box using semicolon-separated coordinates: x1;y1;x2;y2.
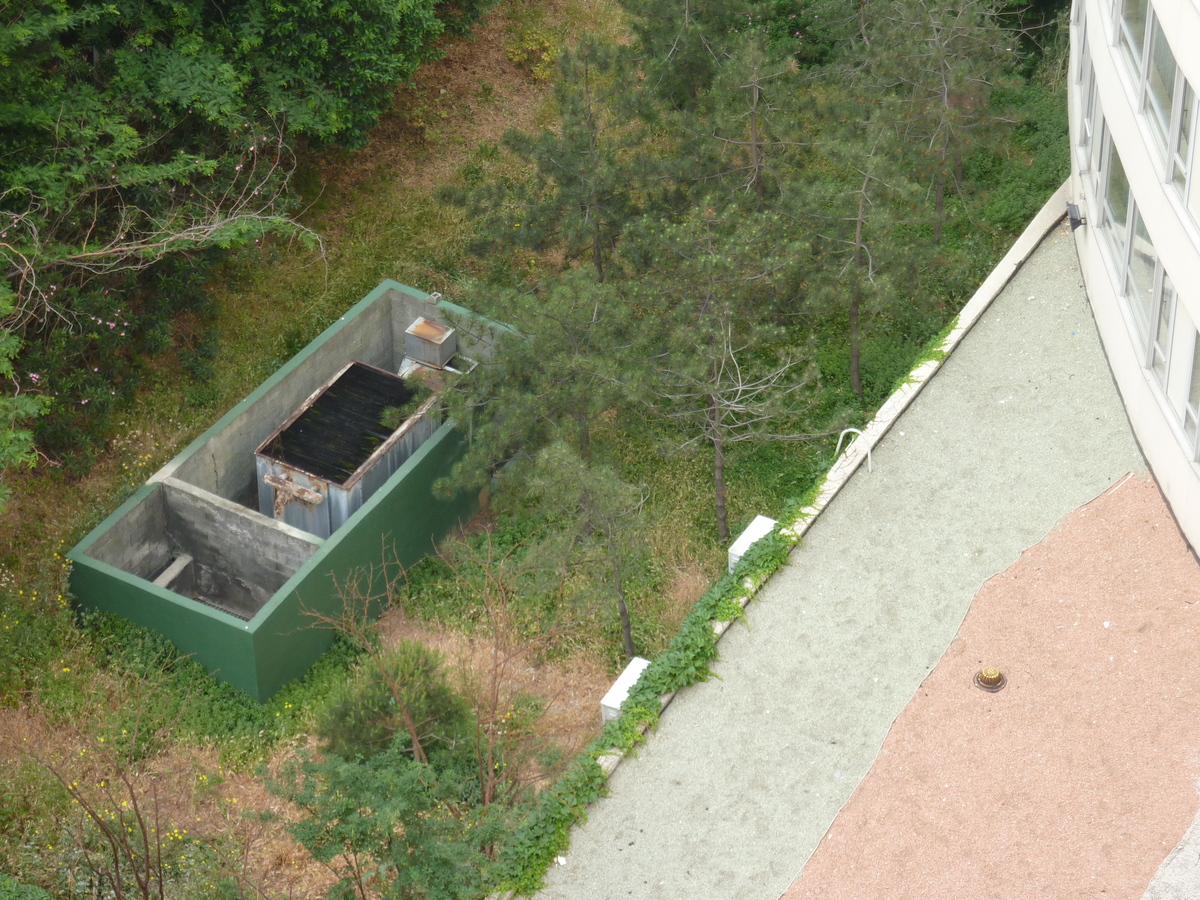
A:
0;0;1069;894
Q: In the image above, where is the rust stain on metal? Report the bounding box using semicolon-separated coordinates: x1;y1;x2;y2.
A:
406;316;452;344
264;472;324;519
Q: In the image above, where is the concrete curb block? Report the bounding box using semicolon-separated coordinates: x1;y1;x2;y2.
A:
588;182;1070;779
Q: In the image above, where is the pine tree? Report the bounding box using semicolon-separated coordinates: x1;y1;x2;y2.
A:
621;0;743;110
649;306;820;541
799;118;919;400
443;270;633;488
687;38;811;205
625;202;819;540
863;0;1013;241
452;36;647;281
525;443;648;660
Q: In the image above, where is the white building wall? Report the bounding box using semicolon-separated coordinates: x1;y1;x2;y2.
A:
1069;0;1200;548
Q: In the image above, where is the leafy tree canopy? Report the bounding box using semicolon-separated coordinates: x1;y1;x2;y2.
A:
1;0;490;473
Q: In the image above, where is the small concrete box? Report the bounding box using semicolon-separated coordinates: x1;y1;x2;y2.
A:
727;514;778;573
405;317;457;368
600;656;651;723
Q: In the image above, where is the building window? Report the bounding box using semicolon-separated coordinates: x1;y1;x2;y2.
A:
1141;20;1196;193
1151;274;1176;385
1111;3;1196;193
1078;60;1099;169
1118;0;1150;78
1183;337;1200;449
1084;76;1099;158
1094;133;1178;379
1091;115;1107;187
1075;12;1089;82
1101;136;1132;258
1144;19;1176;149
1126;209;1158;339
1173;83;1195;192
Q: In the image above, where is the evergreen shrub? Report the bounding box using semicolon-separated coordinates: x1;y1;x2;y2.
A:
0;875;53;900
314;639;473;761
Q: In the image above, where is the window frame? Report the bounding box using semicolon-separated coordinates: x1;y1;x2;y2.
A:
1112;0;1197;194
1148;270;1174;380
1116;0;1150;80
1094;132;1184;429
1142;17;1176;151
1123;207;1159;342
1099;132;1134;265
1076;50;1101;173
1172;82;1197;202
1181;332;1200;458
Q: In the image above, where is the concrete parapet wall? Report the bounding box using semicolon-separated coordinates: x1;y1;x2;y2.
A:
69;281;486;701
85;486;171;580
71;485;261;690
160;479;320;617
70;423;474;699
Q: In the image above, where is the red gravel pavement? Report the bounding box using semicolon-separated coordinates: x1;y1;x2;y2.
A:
781;474;1200;900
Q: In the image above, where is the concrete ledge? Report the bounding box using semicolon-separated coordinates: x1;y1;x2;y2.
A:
727;514;778;572
600;657;651;723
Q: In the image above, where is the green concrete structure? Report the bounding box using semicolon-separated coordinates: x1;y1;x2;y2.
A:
68;281;501;701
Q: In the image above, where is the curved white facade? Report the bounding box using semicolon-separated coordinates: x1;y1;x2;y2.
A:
1069;0;1200;548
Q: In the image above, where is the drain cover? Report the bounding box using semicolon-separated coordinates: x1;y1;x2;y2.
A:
974;667;1006;692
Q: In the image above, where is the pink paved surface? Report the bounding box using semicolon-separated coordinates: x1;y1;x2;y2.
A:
781;474;1200;900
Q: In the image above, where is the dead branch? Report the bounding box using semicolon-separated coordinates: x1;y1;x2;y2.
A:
1;127;326;328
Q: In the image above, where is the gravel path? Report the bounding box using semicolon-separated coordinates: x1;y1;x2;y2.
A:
536;221;1145;900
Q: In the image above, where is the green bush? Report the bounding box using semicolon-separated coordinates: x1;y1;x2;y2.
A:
22;256;221;475
273;748;497;900
314;640;473;762
506;27;561;80
0;875;54;900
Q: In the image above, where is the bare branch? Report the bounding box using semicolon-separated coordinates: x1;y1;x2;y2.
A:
1;127;325;328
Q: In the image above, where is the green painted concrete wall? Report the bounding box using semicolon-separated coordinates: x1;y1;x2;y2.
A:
69;422;474;701
68;281;484;702
69;485;261;690
249;422;473;699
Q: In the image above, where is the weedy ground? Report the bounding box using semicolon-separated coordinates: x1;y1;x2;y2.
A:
0;0;1069;892
0;0;778;892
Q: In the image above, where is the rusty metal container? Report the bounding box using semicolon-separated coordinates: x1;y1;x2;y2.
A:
255;360;440;538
